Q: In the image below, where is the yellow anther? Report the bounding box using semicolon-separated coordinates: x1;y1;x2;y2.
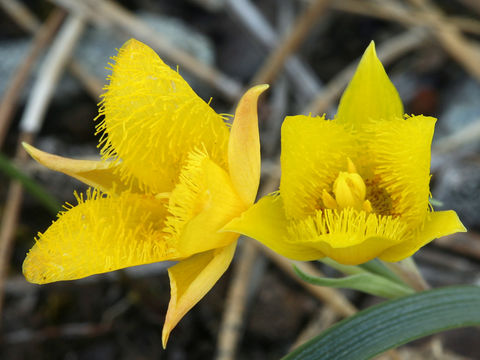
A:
321;159;372;212
322;189;338;209
363;199;373;213
347;157;357;173
333;171;367;210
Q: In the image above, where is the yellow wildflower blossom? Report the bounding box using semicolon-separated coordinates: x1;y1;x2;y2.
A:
224;42;465;265
22;39;268;347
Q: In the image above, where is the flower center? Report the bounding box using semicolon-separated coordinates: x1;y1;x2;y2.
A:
322;158;372;212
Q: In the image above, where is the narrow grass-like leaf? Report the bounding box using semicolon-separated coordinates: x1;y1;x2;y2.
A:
0;152;60;214
283;285;480;360
294;265;414;299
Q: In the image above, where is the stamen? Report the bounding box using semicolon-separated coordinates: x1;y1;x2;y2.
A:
322;189;337;209
321;159;372;213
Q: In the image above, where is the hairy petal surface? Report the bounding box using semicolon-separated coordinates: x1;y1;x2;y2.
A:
162;241;237;348
364;115;435;228
228;84;268;205
164;150;245;255
223;194;324;261
380;210;466;262
97;39;229;193
280;115;357;219
23;190;178;284
286;208;407;265
23;143;130;193
336;41;403;128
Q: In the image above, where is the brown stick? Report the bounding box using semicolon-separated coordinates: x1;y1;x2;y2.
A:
0;0;40;32
215;170;280;360
215;239;260;360
0;133;32;319
0;9;65;148
251;0;330;86
224;0;323;100
0;14;85;322
50;0;243;101
289;307;338;350
331;0;480;36
258;244;357;317
457;0;480;17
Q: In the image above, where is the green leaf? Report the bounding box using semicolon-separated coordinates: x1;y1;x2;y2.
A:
0;152;60;215
294;265;414;299
283;285;480;360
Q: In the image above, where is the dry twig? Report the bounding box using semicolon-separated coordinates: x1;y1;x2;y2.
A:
289;306;338;350
334;0;480;82
251;0;330;86
331;0;480;36
0;14;86;321
0;9;65;147
225;0;322;100
407;0;480;81
50;0;243;101
0;0;40;32
215;239;260;360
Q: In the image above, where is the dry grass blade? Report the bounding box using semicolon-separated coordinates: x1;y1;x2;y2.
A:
225;0;322;100
260;245;357;317
0;9;65;147
0;135;32;320
251;0;330;86
50;0;243;101
331;0;480;36
0;0;40;32
289;307;338;350
20;15;85;133
457;0;480;16
215;239;259;360
0;14;85;321
215;169;281;360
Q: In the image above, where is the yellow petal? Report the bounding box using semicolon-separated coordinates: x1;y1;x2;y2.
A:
336;41;403;128
280;115;357;219
311;236;399;265
23;143;130;193
97;39;230;193
164;150;244;255
162;241;236;348
223;194;323;261
287;208;407;265
363;115;436;228
228;84;269;205
23;190;179;284
379;210;466;262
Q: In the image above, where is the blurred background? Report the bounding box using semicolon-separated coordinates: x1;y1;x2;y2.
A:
1;0;480;359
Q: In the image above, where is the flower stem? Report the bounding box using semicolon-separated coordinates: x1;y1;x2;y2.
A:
382;257;430;292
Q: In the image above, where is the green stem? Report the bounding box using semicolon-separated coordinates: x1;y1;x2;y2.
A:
382;257;429;292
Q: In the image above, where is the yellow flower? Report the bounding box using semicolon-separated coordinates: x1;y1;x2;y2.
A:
22;39;268;347
224;42;465;266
